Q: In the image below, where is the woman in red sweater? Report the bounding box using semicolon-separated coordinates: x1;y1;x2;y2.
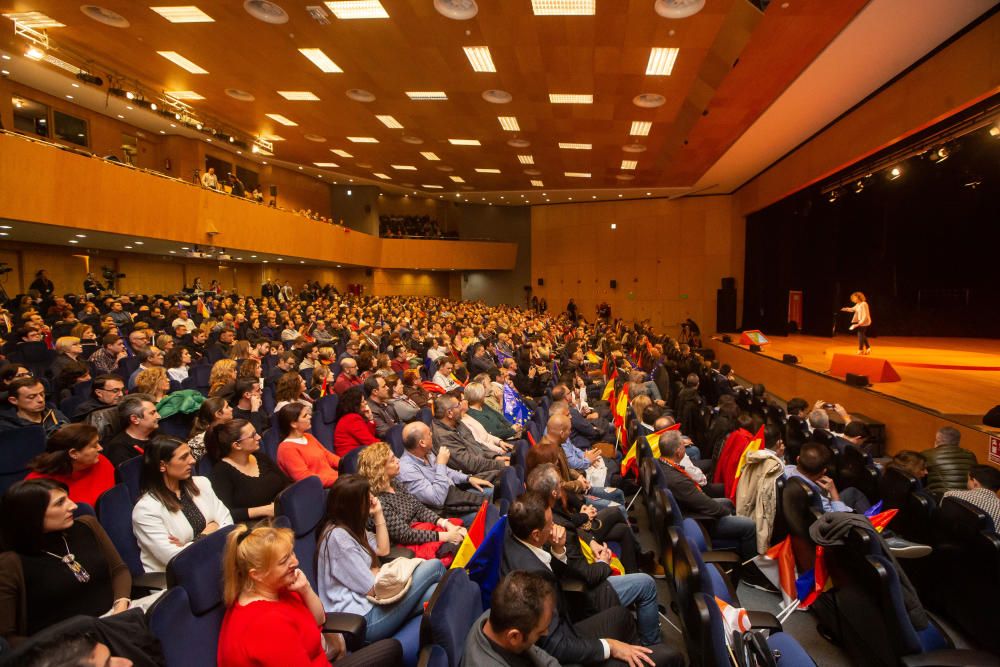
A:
218;523;401;667
276;403;340;487
26;423;115;506
332;386;378;457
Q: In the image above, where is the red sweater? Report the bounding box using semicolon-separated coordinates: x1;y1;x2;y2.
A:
26;455;115;506
714;428;754;501
218;590;326;667
332;373;362;396
277;434;340;487
333;413;378;457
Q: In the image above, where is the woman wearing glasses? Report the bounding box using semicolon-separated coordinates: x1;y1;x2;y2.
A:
208;419;290;523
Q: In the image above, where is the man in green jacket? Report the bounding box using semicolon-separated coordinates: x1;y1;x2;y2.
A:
922;426;977;495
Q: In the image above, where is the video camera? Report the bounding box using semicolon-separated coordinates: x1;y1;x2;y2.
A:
101;266;126;281
0;262;11;275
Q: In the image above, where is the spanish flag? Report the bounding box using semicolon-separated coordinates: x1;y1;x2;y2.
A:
733;425;766;482
613;382;630;447
585;350;601;364
450;500;488;570
601;370;617;402
579;538;624;576
621;423;680;478
196;297;211;319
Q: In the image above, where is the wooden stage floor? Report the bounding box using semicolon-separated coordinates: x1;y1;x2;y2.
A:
745;334;1000;423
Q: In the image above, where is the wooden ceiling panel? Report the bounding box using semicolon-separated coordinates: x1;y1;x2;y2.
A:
0;0;867;192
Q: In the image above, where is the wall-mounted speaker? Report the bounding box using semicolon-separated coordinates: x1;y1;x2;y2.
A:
721;277;736;290
364;268;373;277
269;185;278;197
749;344;761;353
537;278;544;286
782;354;799;364
846;373;870;387
610;279;617;289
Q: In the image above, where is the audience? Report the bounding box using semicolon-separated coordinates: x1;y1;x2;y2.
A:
186;396;233;462
431;393;506;480
0;377;68;436
922;426;978;495
25;423;115;506
104;394;160;466
207;420;289;523
944;464;1000;530
275;402;340;487
333;385;379;457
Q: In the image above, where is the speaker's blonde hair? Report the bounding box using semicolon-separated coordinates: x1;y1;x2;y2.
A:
222;523;295;606
851;291;867;303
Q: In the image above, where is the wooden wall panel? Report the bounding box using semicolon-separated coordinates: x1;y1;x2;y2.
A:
371;270;450;298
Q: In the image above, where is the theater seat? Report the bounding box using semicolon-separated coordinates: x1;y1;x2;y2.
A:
275;476;326;589
311;393;339;449
495;466;524;508
340;446;363;475
386;423;405;457
260;428;282;461
418;569;483;667
0;425;46;494
778;476;823;572
116;456;143;504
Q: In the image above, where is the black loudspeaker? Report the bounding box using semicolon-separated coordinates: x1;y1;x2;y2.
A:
721;277;736;290
716;288;737;332
537;278;544;286
722;335;732;343
782;354;799;364
749;344;761;353
269;185;278;197
846;373;870;387
365;268;373;277
610;280;617;289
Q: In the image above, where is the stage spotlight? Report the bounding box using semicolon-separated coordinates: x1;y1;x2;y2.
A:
827;189;840;203
75;72;103;86
888;166;902;180
25;46;44;60
854;180;864;194
229;136;235;143
125;91;136;100
931;146;949;163
989;124;1000;138
195;123;203;130
149;102;157;111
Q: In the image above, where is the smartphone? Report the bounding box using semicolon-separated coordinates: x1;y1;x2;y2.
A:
822;402;835;410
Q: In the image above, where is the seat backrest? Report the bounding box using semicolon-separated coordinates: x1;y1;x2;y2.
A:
277;476;326;588
311;394;339;448
836;444;879;503
420;568;483;667
72;379;93;398
159;412;194;440
116;455;143;504
419;407;433;426
260;428;282;461
148;586;216;667
299;367;313;386
166;524;236;607
525;420;541;446
73;502;95;517
0;425;46;494
780;476;822;572
96;483;145;576
879;465;917;510
386;423;405;457
496;466;524;508
697;592;738;667
340;447;363;475
937;495;993;538
261;385;276;414
684;535;734;606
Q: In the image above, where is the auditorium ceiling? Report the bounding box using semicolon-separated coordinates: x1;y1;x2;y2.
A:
0;0;995;202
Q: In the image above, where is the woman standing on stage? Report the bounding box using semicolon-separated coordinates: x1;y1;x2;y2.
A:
842;292;872;355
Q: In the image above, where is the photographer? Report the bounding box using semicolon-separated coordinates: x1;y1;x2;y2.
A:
29;270;54;300
83;272;102;296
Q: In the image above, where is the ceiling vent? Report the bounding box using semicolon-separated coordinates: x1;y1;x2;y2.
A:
434;0;479;20
80;5;130;28
225;88;255;101
622;143;648;153
482;89;512;104
345;88;376;102
653;0;705;19
244;0;289;24
633;93;665;108
508;138;531;148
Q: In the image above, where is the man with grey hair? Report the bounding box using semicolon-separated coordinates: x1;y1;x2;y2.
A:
467;378;522;440
432;393;506;480
104;394;161;466
922;425;978;494
127;346;164;390
659;429;757;560
460;383;513;455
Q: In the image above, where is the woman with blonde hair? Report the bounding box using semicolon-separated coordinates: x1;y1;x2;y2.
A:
357;443;465;558
208;359;238;397
841;291;872;355
134;367;171;403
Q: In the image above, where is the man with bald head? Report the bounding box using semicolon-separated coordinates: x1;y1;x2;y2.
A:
547;406;626;509
397;421;494;523
333;355;363;396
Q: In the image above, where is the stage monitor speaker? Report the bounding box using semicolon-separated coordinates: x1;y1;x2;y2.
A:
610;280;617;289
846;373;870;387
829;354;901;383
749;344;761;353
721;277;736;290
269;185;278;197
782;354;799;364
716;288;737;332
722;335;732;343
537;278;544;286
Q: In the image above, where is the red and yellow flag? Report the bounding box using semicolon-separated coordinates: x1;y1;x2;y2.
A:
621;423;681;478
451;501;488;570
579;538;625;576
601;370;617;402
734;425;766;481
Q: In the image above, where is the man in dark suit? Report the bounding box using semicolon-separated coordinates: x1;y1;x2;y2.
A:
264;351;297;389
468;342;498;378
501;492;682;666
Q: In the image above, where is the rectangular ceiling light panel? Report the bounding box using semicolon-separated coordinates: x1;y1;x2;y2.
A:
449;176;465;183
166;90;205;100
558;142;591;150
517;155;534;164
265;113;298;126
391;165;417;170
549;93;593;104
646;47;679;76
298;48;343;73
621;160;637;170
629;121;651;136
376;115;403;128
3;11;65;28
278;91;320;100
347;136;379;143
463;46;496;72
422;184;443;189
325;1;389;19
157;51;208;74
531;180;544;186
564;171;591;178
420;152;440;160
313;162;340;167
406;91;448;100
475;168;501;174
530;0;595;15
497;116;520;131
150;6;214;22
448;139;481;146
331;149;353;157
373;172;391;179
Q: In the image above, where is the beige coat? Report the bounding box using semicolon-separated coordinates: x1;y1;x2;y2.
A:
734;449;785;554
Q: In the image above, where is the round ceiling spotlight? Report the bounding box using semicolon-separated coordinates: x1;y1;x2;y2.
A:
436;165;455;172
80;5;130;28
622;143;648;153
244;0;288;24
507;138;530;148
433;0;478;20
225;88;255;102
304;134;326;143
345;89;376;103
482;89;513;104
654;0;705;19
524;169;542;176
615;174;636;181
633;93;666;108
401;136;424;145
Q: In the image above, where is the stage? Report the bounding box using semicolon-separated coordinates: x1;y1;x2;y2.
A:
710;333;1000;462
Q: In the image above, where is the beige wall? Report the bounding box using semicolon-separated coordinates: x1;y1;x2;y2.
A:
531;196;743;335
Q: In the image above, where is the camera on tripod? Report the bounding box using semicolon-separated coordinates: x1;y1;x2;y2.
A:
101;266;126;281
0;262;11;275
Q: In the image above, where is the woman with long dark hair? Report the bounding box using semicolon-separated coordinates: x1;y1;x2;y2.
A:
26;424;114;506
275;402;339;487
132;436;233;572
187;396;233;462
332;385;378;457
208;419;289;523
315;475;444;642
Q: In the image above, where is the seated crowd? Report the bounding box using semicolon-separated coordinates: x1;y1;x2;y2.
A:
378;214;450;239
0;283;997;666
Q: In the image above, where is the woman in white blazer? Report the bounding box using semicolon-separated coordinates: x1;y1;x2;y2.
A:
132;435;233;572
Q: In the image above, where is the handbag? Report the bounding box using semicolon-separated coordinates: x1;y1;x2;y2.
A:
366;557;425;605
731;630;778;667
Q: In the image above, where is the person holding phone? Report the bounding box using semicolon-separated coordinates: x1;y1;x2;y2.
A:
841;292;872;355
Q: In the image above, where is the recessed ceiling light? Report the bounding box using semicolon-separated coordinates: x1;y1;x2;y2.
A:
304;134;326;142
331;149;353;157
225;88;256;101
391;165;417;170
347;136;378;143
166;90;205;100
345;89;375;102
264;113;297;126
157;51;209;74
558;142;591;150
449;176;465;183
482;89;512;104
530;0;594;15
71;83;79;88
65;95;73;99
646;47;679;76
124;245;132;249
549;93;592;104
69;239;79;244
150;6;215;23
655;0;705;19
278;90;320;100
117;114;125;118
298;48;343;73
420;152;440;161
565;172;591;178
475;168;500;174
314;162;339;167
531;180;544;187
169;250;176;253
618;194;623;197
325;1;389;19
517;155;534;164
463;46;496;72
646;192;652;196
401;136;424;144
629;121;651;136
75;234;87;238
422;184;444;189
376;114;403;129
621;160;637;170
633;93;666;108
508;138;530;148
134;241;144;245
3;11;65;28
448;139;481;146
498;116;519;131
406;91;447;101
